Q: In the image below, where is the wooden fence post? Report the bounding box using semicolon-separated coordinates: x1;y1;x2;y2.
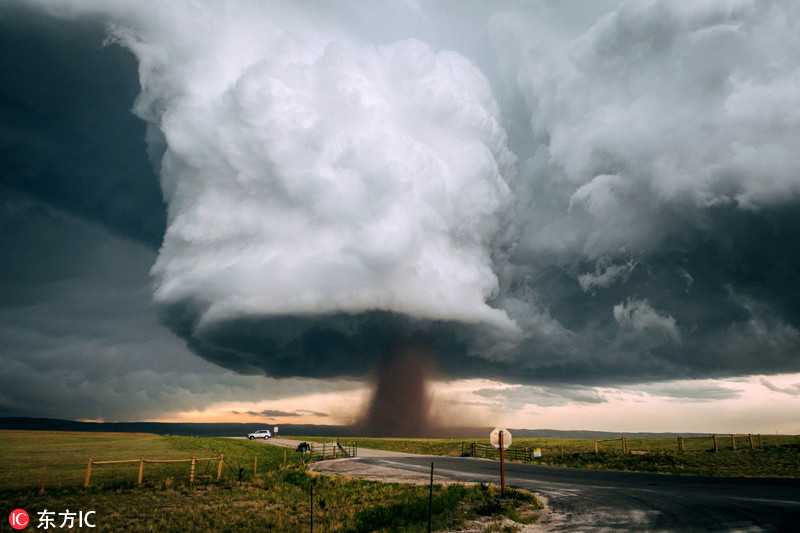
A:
595;440;599;454
40;465;47;495
218;454;223;480
283;449;287;468
84;459;92;488
189;457;196;484
713;435;718;452
561;445;564;458
731;435;736;451
749;434;754;450
253;455;257;478
138;458;144;486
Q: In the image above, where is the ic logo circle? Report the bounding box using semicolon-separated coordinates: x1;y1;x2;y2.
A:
9;509;29;530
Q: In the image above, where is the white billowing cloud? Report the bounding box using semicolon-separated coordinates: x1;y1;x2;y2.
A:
503;0;800;258
73;2;518;331
614;298;681;344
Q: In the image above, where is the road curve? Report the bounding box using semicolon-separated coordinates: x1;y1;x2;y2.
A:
317;454;800;532
252;438;800;531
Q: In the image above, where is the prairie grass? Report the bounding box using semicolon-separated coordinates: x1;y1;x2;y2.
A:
0;431;540;532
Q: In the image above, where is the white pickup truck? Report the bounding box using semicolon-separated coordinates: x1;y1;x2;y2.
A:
246;429;272;440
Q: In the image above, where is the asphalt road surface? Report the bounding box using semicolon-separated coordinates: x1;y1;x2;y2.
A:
335;455;800;532
256;438;800;531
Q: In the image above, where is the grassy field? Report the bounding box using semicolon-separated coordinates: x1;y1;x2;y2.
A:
0;431;539;532
286;434;800;478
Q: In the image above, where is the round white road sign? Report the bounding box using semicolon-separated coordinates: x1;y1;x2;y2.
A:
489;427;512;449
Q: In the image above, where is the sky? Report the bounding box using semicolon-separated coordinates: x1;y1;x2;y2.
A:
1;0;799;434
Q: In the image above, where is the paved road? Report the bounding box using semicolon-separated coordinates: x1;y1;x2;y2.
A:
251;438;800;531
342;455;800;532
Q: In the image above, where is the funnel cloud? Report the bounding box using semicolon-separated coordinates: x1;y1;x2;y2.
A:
361;343;435;437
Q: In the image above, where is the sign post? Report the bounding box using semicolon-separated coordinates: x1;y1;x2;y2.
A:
490;427;511;497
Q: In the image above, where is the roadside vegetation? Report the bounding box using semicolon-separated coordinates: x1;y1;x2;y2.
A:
287;434;800;478
0;431;540;532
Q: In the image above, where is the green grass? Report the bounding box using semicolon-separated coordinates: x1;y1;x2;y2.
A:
498;435;800;477
283;434;800;478
0;431;303;491
0;431;540;532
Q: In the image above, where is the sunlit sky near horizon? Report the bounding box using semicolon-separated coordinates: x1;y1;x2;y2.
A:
151;373;800;434
2;0;799;435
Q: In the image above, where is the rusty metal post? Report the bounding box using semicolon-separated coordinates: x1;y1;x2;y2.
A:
190;457;196;484
218;454;223;480
138;458;144;486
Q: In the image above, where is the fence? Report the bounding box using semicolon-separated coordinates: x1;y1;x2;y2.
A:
595;437;629;454
83;455;223;488
462;433;777;462
677;434;762;452
299;441;358;461
461;442;535;462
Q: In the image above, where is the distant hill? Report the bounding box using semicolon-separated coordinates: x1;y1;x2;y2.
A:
0;417;350;438
0;417;710;439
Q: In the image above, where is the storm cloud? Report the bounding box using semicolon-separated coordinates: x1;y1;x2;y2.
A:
3;0;800;423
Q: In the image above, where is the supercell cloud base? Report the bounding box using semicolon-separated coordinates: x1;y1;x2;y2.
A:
1;0;799;434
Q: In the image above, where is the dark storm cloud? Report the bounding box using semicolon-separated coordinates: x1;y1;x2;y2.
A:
3;0;800;424
0;2;164;247
503;202;800;384
0;189;249;419
0;188;357;421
